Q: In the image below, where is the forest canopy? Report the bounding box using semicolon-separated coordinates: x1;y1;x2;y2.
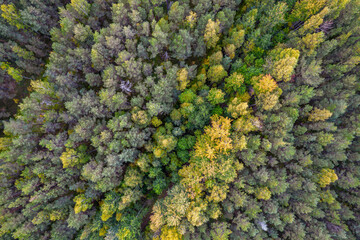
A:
0;0;360;239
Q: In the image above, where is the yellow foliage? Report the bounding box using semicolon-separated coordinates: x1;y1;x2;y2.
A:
308;107;332;121
225;72;245;93
76;187;85;193
257;92;280;111
232;134;247;152
179;116;241;204
298;7;329;35
0;137;11;151
70;0;91;16
193;115;232;160
154;133;177;155
116;212;122;221
180;102;195;117
73;194;93;214
123;167;143;188
152;117;163;127
12;45;35;60
60;148;79;168
49;211;64;221
131;108;150;125
150;202;165;232
99;225;109;236
301;32;325;54
224;44;236;59
0;62;23;82
208;51;223;66
208;184;229;203
207;88;225;105
204;19;221;48
253;74;278;94
227;98;249;119
205;115;232;144
320;190;335;204
1;4;24;29
237;92;251;102
170;109;182;121
207;64;228;83
178;164;204;199
186;202;208;226
154;147;166;158
177;68;189;91
161;138;175;149
327;0;351;19
186;11;197;28
118;188;143;211
288;0;327;22
159;226;183;240
243;40;255;55
233;116;258;133
318;168;338;187
208;204;222;219
32;211;49;225
229;29;245;49
269;48;300;82
101;204;116;221
256;187;271;200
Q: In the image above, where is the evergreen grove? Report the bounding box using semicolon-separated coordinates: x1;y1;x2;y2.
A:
0;0;360;239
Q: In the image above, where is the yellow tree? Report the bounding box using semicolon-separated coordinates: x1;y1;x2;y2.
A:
150;202;165;232
288;0;327;22
207;64;228;83
233;116;259;134
318;168;338;187
268;48;300;82
70;0;91;17
0;62;23;82
73;194;93;214
252;74;278;94
176;68;189;91
186;11;197;28
227;98;249;118
60;148;79;168
204;19;221;48
298;7;329;35
255;187;271;200
308;107;332;121
257;92;280;111
1;4;24;29
228;28;245;49
179;115;240;203
157;226;183;240
300;32;325;55
207;88;226;105
224;44;236;59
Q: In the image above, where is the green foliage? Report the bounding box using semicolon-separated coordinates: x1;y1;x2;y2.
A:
0;62;23;82
267;47;300;82
208;65;228;83
1;4;24;29
207;88;226;105
224;72;245;94
288;0;327;22
1;0;360;240
177;135;196;150
179;89;197;103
